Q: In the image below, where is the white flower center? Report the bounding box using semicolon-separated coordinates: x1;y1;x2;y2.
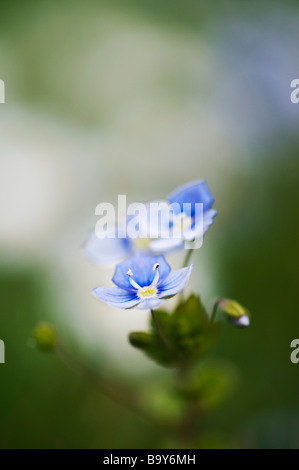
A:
127;263;160;299
138;285;157;299
172;212;192;237
133;238;151;251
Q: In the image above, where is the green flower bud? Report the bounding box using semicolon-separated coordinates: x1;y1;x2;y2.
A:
219;299;250;328
32;322;56;351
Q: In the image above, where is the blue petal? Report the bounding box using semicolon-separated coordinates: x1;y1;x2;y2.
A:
203;209;217;234
167;180;214;216
184;208;217;240
129;200;169;238
112;253;171;290
83;231;132;265
92;286;139;309
136;298;163;310
157;265;193;298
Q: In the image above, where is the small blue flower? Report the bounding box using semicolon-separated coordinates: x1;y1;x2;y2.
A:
92;253;193;310
150;179;217;253
83;211;155;266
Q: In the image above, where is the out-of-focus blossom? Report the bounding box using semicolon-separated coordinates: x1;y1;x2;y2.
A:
84;180;216;264
150;180;217;253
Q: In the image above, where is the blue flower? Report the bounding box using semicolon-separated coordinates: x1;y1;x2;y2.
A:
84;180;217;264
150;179;217;253
92;253;193;310
83;212;155;266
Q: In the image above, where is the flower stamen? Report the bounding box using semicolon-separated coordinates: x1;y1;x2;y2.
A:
127;263;161;295
127;269;142;289
151;263;160;287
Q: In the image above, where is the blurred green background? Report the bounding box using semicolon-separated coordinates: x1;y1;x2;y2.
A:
0;0;299;448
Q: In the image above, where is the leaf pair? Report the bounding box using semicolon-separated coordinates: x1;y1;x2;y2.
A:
129;294;219;367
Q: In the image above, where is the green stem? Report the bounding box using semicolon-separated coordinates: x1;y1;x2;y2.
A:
182;248;194;267
210;298;221;323
55;341;171;432
150;309;175;354
178;249;194;303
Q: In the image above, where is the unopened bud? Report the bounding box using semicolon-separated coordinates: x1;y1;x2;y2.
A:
32;322;56;351
219;299;250;329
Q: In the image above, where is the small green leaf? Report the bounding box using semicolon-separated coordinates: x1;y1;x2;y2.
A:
171;295;220;360
129;295;220;367
128;330;177;367
128;331;153;348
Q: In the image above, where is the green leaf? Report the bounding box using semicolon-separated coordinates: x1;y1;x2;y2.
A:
171;295;219;360
128;330;177;367
128;331;153;348
129;295;220;367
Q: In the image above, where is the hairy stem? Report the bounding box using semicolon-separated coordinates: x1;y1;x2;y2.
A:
55;340;171;432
